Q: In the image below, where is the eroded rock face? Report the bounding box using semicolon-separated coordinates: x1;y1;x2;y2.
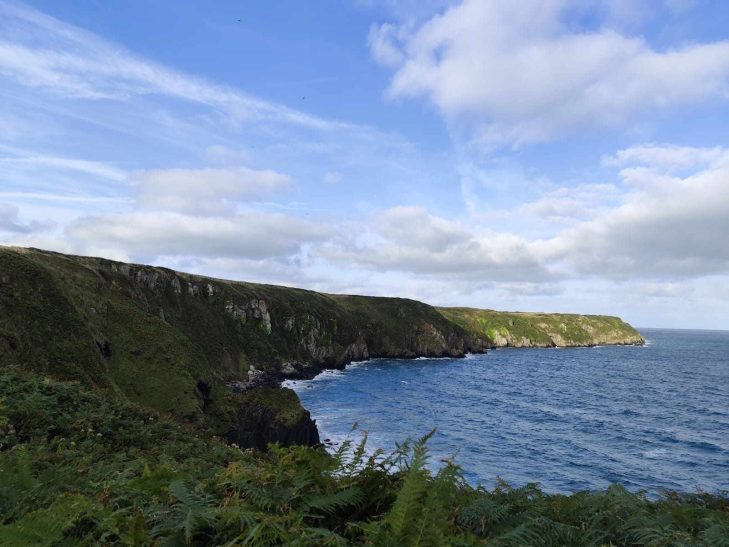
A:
224;298;272;334
228;387;320;450
248;299;272;334
345;338;369;361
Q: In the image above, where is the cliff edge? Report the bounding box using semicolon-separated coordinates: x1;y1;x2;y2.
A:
0;247;479;449
0;247;643;449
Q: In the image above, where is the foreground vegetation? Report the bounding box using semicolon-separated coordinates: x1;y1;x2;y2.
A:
2;370;727;546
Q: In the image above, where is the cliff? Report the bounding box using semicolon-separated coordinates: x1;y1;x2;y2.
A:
0;247;643;449
0;247;479;449
438;307;644;348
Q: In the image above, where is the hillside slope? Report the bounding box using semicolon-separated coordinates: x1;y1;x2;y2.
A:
0;247;643;448
0;247;480;448
439;307;644;348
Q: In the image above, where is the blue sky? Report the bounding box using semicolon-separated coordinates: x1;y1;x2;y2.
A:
1;0;729;329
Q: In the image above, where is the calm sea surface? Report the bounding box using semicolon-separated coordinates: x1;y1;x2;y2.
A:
285;328;729;494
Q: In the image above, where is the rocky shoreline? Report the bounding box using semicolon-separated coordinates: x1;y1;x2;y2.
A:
0;246;644;451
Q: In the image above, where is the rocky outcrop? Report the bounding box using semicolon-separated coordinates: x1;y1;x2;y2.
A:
228;387;320;450
225;299;272;334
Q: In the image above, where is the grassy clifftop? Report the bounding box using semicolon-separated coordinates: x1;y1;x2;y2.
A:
439;307;644;348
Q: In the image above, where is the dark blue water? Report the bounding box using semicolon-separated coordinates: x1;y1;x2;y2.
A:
286;329;729;494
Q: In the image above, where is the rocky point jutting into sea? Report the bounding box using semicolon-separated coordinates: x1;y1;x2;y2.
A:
0;246;643;449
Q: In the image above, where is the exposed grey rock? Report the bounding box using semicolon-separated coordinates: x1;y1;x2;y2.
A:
225;298;272;334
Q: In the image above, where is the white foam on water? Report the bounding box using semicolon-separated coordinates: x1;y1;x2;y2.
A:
643;448;668;459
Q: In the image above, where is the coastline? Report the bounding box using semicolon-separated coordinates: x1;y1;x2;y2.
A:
272;335;645;387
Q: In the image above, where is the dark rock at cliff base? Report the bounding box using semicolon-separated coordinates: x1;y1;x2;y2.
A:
228;387;320;449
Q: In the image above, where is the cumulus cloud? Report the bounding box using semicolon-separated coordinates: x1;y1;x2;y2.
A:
370;0;729;146
546;146;729;278
368;23;406;67
518;184;621;224
377;206;469;251
132;167;292;215
321;206;552;281
322;145;729;285
67;211;327;260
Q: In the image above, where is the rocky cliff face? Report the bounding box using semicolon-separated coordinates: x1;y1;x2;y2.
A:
0;248;644;450
0;247;481;449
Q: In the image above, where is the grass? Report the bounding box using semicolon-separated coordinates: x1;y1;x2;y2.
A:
439;307;644;348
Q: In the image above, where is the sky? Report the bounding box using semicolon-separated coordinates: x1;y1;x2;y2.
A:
1;0;728;329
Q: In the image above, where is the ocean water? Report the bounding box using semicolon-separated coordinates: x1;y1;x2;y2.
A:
285;328;729;494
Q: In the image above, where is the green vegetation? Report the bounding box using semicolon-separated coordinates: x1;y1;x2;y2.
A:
0;245;646;454
439;307;644;348
1;370;727;546
5;246;685;545
1;247;484;448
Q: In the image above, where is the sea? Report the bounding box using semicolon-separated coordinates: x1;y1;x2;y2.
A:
284;328;729;494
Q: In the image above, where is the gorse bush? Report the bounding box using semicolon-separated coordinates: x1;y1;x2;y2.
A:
1;371;727;546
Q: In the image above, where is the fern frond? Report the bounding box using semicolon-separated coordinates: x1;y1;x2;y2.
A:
151;480;216;544
302;486;365;516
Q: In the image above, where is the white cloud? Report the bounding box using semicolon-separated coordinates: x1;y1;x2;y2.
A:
0;1;348;131
0;202;57;236
603;144;728;173
377;205;469;251
319;144;729;286
639;281;689;298
368;23;406;67
0;192;131;205
321;205;551;281
371;0;729;146
517;184;621;224
0;153;127;182
546;146;729;278
132;167;292;215
202;145;253;166
67;211;326;260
